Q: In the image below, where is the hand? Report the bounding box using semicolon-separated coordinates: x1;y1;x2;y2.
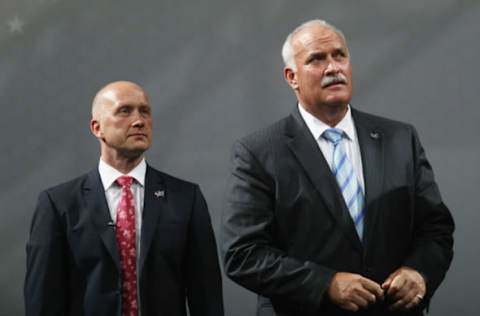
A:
328;272;384;312
382;266;426;311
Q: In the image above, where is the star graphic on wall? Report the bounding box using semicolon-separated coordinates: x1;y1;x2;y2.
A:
7;16;25;33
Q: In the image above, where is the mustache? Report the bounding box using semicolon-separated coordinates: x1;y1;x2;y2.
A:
321;73;348;88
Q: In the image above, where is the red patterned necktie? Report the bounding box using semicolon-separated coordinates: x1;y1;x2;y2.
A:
116;176;138;316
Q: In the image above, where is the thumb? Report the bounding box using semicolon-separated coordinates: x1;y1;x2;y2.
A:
382;276;393;289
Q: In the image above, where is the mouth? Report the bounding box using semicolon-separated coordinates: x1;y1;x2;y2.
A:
323;80;346;89
129;133;147;138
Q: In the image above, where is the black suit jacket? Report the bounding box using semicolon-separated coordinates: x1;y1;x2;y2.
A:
222;107;454;316
25;165;224;316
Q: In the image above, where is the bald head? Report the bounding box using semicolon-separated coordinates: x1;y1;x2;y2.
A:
91;81;148;120
90;81;153;166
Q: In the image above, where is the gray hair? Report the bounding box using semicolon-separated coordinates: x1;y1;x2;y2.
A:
281;19;347;71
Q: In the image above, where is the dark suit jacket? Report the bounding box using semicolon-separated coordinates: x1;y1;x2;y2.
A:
222;107;454;316
25;165;224;316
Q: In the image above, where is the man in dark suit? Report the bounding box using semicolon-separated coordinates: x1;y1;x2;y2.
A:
222;20;454;316
25;81;224;316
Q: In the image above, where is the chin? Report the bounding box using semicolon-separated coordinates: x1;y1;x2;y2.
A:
320;101;348;109
324;96;350;107
133;144;150;153
129;139;151;148
334;102;349;108
323;90;351;103
125;143;150;155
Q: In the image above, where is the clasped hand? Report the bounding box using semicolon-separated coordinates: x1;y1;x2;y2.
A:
327;266;426;312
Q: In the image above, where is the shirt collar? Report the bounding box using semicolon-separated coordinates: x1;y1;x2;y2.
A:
298;103;355;141
98;158;147;190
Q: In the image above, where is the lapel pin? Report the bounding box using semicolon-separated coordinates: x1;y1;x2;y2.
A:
154;190;165;198
370;131;380;140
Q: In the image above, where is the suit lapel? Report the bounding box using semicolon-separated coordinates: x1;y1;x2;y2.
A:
351;108;384;248
139;166;167;275
83;169;120;272
285;108;363;252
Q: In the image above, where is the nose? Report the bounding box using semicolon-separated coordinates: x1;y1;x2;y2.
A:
324;57;340;75
131;111;145;128
132;119;145;128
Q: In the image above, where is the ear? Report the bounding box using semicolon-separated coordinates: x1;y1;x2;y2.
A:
284;67;299;90
90;118;102;139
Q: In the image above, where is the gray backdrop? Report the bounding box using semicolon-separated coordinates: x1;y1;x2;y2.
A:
1;0;478;314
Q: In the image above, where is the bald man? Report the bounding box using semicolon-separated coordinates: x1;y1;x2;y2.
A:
25;81;224;316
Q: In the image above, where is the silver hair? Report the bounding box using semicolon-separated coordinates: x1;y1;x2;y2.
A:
281;19;347;71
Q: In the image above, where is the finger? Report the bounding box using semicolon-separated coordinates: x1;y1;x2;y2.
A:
358;290;377;305
389;289;420;311
397;291;416;310
391;283;411;301
404;295;422;310
361;278;384;300
396;273;422;302
350;293;370;308
382;276;393;290
382;270;399;290
342;301;359;312
409;275;426;295
389;297;408;311
387;275;406;297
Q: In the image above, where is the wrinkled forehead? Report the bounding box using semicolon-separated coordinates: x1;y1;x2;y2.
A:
293;25;347;55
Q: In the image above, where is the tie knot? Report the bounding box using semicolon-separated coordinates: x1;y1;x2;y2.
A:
116;176;133;188
322;128;344;145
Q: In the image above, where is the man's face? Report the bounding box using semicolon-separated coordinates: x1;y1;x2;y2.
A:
92;84;152;159
285;25;353;110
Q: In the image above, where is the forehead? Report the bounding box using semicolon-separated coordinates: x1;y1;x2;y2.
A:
104;87;149;107
293;26;347;55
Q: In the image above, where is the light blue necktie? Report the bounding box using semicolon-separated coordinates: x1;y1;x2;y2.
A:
322;128;365;239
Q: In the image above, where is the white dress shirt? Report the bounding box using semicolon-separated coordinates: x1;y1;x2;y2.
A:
298;104;365;191
98;158;146;255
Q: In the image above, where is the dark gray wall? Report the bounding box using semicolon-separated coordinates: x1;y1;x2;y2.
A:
1;0;478;314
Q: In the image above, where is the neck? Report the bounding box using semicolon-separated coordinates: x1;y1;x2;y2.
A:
300;102;348;127
100;153;144;174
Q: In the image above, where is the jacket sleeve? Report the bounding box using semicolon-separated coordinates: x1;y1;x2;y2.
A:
403;126;455;301
185;185;225;316
24;191;69;316
222;140;336;310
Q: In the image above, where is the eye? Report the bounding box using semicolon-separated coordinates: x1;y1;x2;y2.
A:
333;49;347;60
117;106;132;115
140;106;152;117
306;53;326;65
